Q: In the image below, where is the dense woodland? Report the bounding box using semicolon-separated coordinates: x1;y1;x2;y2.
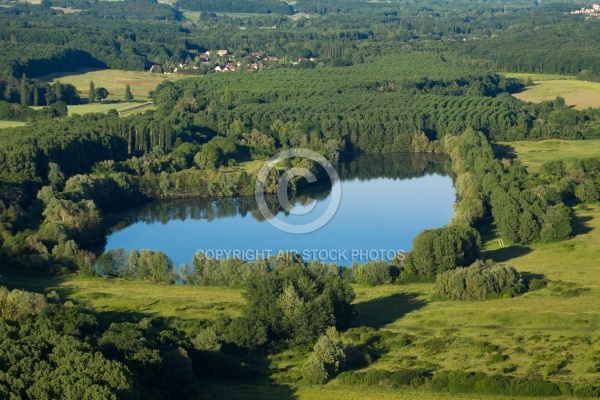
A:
0;0;598;78
1;0;600;398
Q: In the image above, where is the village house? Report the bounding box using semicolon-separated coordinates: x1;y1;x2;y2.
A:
216;50;228;57
571;4;600;15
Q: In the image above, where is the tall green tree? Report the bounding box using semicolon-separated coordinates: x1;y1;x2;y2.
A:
48;162;65;190
124;84;133;102
54;80;63;102
89;81;96;103
33;87;39;106
20;73;28;106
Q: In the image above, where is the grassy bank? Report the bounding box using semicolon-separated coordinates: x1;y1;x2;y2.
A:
0;120;26;129
493;139;600;172
506;73;600;109
40;68;184;101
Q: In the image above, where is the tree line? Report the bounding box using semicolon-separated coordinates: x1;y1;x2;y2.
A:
0;75;79;106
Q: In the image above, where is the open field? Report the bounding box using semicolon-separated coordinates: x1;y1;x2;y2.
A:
66;102;155;116
505;73;575;82
505;73;600;109
31;101;155;116
0;120;26;129
2;274;245;324
181;9;274;20
201;383;563;400
493;139;600;172
40;68;184;101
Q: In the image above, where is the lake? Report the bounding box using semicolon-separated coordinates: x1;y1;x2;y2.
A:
105;153;456;266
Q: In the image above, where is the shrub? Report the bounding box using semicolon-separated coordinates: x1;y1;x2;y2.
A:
302;355;328;384
574;384;600;398
192;328;221;351
528;278;547;292
433;260;524;301
228;264;355;347
431;370;563;397
354;261;391;286
336;369;427;388
540;204;572;243
405;226;481;277
302;327;345;384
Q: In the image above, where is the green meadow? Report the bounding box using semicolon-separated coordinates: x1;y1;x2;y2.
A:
493;139;600;173
0;120;26;129
506;73;600;110
40;68;183;101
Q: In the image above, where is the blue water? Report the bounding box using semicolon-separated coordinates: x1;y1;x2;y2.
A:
105;154;456;266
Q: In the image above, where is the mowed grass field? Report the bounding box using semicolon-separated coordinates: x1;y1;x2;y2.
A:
30;102;155;116
67;102;155;116
505;72;600;109
40;68;184;101
493;139;600;172
0;120;26;129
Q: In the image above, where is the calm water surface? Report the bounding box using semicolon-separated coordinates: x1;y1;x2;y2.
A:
105;154;456;266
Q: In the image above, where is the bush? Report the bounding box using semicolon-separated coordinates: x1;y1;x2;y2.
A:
228;264;355;347
302;355;329;384
336;369;427;388
574;384;600;398
191;328;221;351
405;226;481;277
433;260;524;300
302;327;345;384
431;370;563;397
540;204;572;243
355;261;392;286
527;278;547;292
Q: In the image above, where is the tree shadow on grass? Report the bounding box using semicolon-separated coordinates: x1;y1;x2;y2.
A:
483;245;532;263
572;214;593;236
492;143;517;160
352;292;427;329
199;381;299;400
520;271;546;281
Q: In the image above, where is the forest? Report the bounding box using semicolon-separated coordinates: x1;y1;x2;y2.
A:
0;0;599;78
2;0;600;398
